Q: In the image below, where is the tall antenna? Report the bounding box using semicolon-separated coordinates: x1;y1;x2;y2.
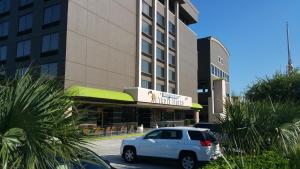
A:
286;22;294;75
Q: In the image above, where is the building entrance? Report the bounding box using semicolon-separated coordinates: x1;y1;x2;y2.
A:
137;109;151;128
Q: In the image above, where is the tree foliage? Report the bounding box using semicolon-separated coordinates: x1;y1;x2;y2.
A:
0;73;93;169
245;70;300;102
219;99;300;155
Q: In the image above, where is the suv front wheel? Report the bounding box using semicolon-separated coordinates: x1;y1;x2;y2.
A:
180;152;197;169
123;147;137;163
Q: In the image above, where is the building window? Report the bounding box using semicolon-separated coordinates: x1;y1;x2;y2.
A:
44;4;61;25
156;65;165;78
41;62;58;78
18;13;32;33
142;40;152;55
142;60;151;74
156;48;164;61
0;21;8;38
142;80;152;89
169;38;175;49
157;12;164;27
142;20;152;37
0;45;7;61
158;0;165;5
169;87;176;94
169;70;175;81
169;53;175;65
169;22;175;35
142;1;152;18
20;0;33;7
42;33;59;53
156;84;165;92
0;0;10;14
157;30;164;44
17;40;31;58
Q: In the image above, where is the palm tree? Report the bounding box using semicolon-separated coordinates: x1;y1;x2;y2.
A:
0;72;93;169
219;99;300;155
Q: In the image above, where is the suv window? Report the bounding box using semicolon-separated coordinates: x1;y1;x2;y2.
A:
160;130;182;140
188;130;217;143
144;130;163;139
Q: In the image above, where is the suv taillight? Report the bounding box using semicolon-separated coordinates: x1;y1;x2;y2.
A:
200;140;212;147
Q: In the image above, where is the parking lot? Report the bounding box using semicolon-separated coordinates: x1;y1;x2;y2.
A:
88;138;180;169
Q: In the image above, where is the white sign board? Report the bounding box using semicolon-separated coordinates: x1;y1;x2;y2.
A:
125;87;192;107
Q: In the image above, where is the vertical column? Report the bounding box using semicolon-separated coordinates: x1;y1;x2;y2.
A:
175;1;180;94
137;0;143;87
153;0;157;90
165;0;169;92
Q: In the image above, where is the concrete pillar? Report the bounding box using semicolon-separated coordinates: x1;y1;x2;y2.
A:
194;110;200;123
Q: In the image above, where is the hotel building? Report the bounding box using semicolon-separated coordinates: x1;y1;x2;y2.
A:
0;0;200;128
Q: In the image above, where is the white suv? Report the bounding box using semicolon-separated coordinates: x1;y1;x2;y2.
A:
120;127;220;169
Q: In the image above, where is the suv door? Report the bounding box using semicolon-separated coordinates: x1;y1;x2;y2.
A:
138;129;163;157
158;130;183;159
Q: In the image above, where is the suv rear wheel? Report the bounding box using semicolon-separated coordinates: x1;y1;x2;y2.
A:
180;152;197;169
123;147;137;163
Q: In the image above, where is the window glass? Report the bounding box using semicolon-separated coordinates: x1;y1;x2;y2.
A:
142;60;151;74
169;53;175;65
169;70;175;81
0;45;7;61
0;0;10;14
169;22;175;34
188;131;205;141
160;130;182;140
41;63;58;78
42;33;59;53
156;65;164;78
20;0;33;7
19;13;32;32
44;4;61;25
142;40;152;55
17;40;31;58
156;30;164;44
156;84;165;91
156;48;164;61
169;87;176;94
141;80;152;89
145;130;163;139
0;21;8;37
142;20;152;36
142;1;152;17
169;38;175;49
157;12;164;27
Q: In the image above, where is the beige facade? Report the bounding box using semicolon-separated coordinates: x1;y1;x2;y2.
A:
64;0;137;91
64;0;199;102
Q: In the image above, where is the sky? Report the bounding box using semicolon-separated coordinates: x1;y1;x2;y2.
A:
190;0;300;95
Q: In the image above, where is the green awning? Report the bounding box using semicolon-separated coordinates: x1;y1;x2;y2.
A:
67;86;134;102
192;103;203;109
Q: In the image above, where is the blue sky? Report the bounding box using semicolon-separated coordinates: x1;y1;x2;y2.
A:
190;0;300;95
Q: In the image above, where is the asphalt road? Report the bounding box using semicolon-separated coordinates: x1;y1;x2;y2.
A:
88;138;181;169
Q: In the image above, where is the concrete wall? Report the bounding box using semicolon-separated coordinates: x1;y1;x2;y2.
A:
179;21;198;102
64;0;137;91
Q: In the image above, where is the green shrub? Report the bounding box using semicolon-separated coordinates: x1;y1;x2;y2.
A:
202;151;289;169
289;144;300;169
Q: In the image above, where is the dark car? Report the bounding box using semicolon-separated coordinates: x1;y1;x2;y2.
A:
193;122;219;132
